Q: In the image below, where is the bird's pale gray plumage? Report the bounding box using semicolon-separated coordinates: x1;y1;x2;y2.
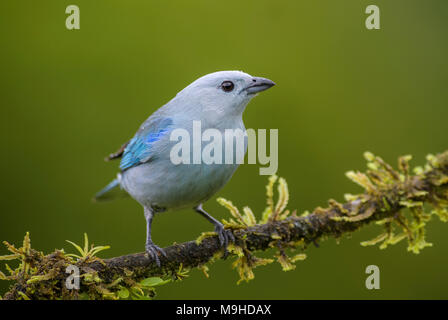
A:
95;71;275;265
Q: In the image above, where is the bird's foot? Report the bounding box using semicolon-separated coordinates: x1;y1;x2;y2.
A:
214;223;235;258
145;242;167;267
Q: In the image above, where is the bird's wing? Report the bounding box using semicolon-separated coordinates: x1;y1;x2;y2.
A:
119;116;174;171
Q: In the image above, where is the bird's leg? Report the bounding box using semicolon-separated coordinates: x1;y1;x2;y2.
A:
144;207;166;267
194;204;235;257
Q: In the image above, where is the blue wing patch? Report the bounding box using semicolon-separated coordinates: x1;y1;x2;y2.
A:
120;117;173;171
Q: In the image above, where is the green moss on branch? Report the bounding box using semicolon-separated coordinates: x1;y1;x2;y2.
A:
1;150;448;300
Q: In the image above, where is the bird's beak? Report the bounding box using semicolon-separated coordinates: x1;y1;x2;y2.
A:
244;77;276;94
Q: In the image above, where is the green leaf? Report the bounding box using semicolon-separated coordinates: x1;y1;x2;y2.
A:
140;277;170;287
117;287;130;299
66;240;85;257
0;254;21;261
83;233;89;255
90;246;111;257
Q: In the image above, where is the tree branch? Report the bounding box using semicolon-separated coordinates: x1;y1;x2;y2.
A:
1;151;447;300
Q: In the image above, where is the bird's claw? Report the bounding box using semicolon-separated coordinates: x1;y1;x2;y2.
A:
145;242;167;267
214;224;235;258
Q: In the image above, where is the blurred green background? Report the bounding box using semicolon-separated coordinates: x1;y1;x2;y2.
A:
1;0;447;299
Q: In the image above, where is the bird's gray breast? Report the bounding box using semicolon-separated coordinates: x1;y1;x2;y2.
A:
120;121;247;211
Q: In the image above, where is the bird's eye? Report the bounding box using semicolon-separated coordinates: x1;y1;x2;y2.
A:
220;81;235;92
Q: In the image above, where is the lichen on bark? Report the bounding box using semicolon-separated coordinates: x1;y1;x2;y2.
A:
1;150;447;300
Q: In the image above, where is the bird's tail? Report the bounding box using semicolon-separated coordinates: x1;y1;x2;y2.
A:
93;178;126;202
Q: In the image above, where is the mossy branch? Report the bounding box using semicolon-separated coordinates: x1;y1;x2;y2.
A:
1;150;448;300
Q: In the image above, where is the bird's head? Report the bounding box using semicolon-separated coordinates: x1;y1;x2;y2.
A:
176;71;275;116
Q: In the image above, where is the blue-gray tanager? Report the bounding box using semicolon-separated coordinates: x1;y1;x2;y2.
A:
95;71;275;265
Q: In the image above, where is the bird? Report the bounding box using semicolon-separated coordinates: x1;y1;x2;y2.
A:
94;71;275;266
